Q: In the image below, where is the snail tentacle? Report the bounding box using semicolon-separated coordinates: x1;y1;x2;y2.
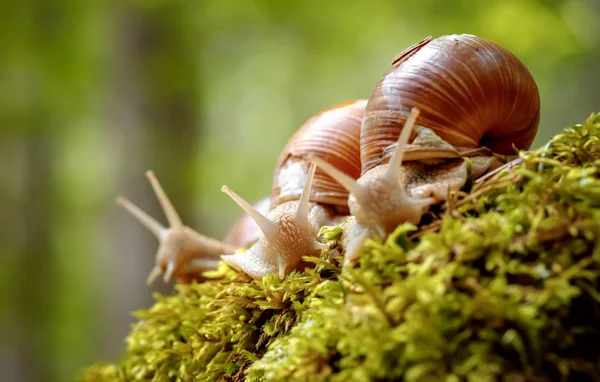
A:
385;108;420;181
295;159;317;222
221;186;278;243
307;155;367;204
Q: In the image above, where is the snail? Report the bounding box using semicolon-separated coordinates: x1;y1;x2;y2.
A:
116;174;269;285
117;99;366;282
310;34;540;261
220;99;366;278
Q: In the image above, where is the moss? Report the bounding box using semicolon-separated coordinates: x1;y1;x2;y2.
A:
81;113;600;381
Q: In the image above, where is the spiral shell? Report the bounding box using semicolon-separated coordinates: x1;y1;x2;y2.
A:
271;99;367;207
361;34;540;173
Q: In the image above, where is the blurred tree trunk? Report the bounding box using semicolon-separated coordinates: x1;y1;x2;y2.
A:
101;1;203;362
11;133;56;382
2;0;82;380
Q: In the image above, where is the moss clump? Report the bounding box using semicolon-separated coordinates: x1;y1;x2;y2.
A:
81;258;344;381
81;114;600;381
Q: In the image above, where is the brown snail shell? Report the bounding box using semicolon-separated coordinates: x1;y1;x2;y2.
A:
361;34;540;172
271;99;366;209
310;34;541;263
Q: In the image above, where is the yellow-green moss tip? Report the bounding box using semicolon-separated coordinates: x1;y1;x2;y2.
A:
81;113;600;381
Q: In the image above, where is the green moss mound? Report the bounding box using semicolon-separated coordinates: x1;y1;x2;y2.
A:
81;114;600;381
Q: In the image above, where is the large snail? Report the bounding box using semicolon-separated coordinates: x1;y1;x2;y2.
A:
117;33;540;283
310;34;540;261
117;100;366;282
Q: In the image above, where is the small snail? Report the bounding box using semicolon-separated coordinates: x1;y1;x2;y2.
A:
220;99;366;278
117;100;366;282
116;172;256;285
310;34;540;261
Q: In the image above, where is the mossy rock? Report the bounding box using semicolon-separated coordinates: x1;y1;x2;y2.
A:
81;114;600;382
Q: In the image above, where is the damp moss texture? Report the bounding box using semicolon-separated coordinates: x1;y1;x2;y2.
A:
81;113;600;381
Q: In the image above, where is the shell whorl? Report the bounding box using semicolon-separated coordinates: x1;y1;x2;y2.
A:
271;99;367;207
361;34;540;173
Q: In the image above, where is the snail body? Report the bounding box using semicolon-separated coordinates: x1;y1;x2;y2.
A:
312;34;540;261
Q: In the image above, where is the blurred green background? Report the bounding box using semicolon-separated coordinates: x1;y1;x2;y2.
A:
1;0;598;380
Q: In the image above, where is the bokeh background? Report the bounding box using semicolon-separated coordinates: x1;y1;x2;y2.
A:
1;0;598;380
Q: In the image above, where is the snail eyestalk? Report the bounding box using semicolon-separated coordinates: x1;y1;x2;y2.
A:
307;155;369;206
221;185;278;243
116;195;167;283
295;161;317;223
146;170;183;229
116;196;165;239
384;107;435;210
386;108;420;182
297;162;329;251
